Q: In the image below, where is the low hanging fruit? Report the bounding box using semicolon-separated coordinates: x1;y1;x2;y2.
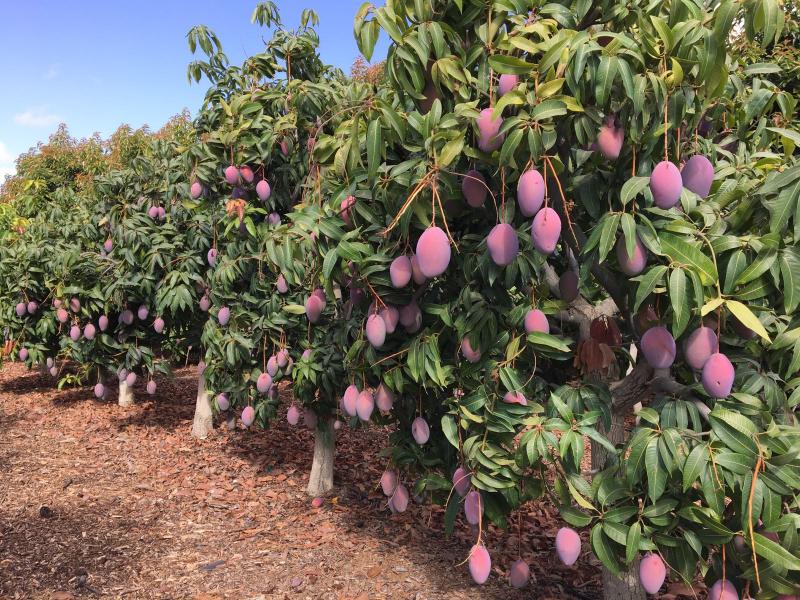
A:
596;116;624;160
398;302;422;333
640;326;676;369
342;384;359;417
98;315;109;331
498;73;519;96
276;274;288;294
411;417;430;444
256;179;271;200
241;406;255;427
476;108;504;152
217;306;231;326
410;255;427;285
708;579;739;600
305;295;324;324
555;527;581;566
379;306;399;335
453;466;471;497
616;234;647;276
389;483;409;513
638;553;666;594
517;169;545;217
681;155;714;198
356;389;375;421
486;223;519;267
468;545;491;585
684;325;717;370
84;324;96;340
509;559;529;589
531;207;561;255
216;393;229;411
380;470;398;496
524;309;549;334
461;337;482;363
650;161;683;209
389;256;412;288
502;391;527;406
464;490;483;525
701;352;734;398
559;271;579;302
365;314;386;349
146;380;157;395
416;226;451;278
462;170;487;208
224;165;240;185
375;383;394;413
257;373;272;394
287;405;300;425
94;383;105;399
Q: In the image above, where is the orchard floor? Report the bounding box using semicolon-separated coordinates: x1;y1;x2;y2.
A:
0;363;687;600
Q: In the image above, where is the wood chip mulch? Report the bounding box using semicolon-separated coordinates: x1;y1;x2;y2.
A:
0;362;608;599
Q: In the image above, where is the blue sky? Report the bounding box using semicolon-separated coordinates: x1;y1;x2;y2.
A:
0;1;388;181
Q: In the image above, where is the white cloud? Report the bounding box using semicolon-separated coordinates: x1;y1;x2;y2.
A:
0;165;15;183
0;141;12;164
13;106;62;128
43;64;60;80
0;142;15;183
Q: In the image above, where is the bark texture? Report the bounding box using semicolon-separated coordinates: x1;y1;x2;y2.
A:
307;419;335;496
591;360;653;600
191;371;213;439
118;380;134;407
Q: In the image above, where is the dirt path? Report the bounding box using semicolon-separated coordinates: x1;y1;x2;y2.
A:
0;363;601;599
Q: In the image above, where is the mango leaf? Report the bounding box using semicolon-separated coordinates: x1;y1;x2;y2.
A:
634;265;668;311
489;54;536;74
726;300;770;342
753;532;800;571
658;233;718;285
669;268;690;338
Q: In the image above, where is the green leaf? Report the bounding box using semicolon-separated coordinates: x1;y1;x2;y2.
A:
366;118;381;181
597;213;621;264
669;268;690;338
682;444;707;492
708;408;758;457
659;233;718;286
753;532;800;571
620;177;650;205
620;213;637;258
530;100;567;121
444;492;461;536
283;304;307;315
595;56;618;107
591;524;621;576
438;136;465;168
650;16;674;52
701;296;725;317
726;300;770;342
489;54;536;75
634;265;668;312
780;248;800;314
441;414;458;449
645;437;666;503
625;522;641;565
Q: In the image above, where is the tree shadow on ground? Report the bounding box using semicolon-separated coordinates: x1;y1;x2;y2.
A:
108;370;199;432
212;398;602;600
0;499;157;598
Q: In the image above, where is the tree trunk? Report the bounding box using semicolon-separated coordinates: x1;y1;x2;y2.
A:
118;380;134;407
591;359;653;600
225;414;237;430
307;419;335;496
38;363;49;378
191;371;213;439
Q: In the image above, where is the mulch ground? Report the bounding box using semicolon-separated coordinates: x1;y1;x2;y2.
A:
0;362;610;599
